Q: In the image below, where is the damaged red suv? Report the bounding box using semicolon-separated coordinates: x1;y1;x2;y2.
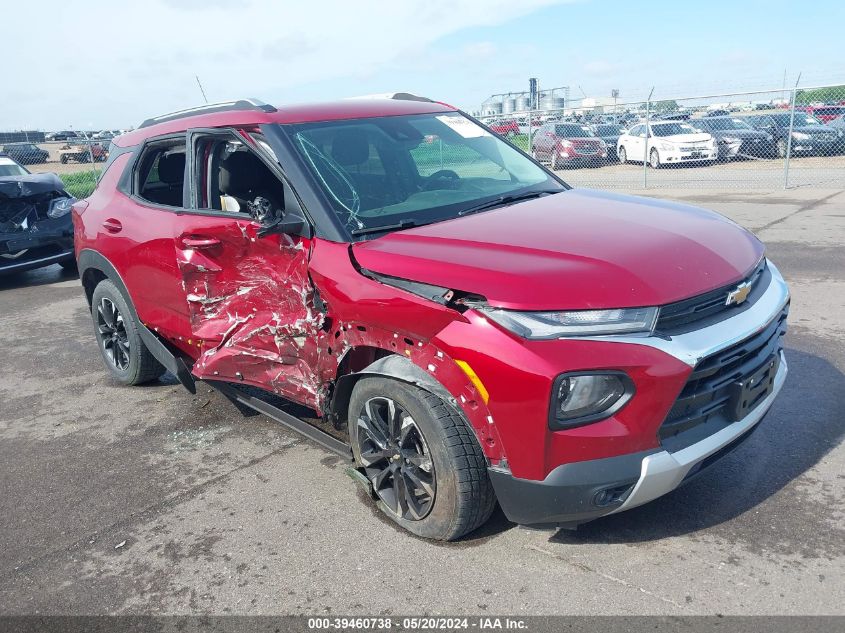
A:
74;96;789;540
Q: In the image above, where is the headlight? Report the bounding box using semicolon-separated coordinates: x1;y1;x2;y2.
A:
561;139;574;148
792;132;810;140
47;196;76;218
722;136;741;144
481;307;658;339
659;142;674;150
550;371;634;429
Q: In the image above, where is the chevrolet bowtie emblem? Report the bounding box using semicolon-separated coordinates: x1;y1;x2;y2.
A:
726;282;751;306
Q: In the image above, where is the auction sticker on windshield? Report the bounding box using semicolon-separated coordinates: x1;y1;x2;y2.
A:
436;115;490;138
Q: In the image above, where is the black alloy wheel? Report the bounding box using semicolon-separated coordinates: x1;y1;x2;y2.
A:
96;296;130;371
355;396;436;521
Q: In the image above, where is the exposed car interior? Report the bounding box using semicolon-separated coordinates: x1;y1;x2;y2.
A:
137;143;186;207
200;141;284;221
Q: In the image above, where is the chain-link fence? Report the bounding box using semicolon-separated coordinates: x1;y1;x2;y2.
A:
0;130;111;199
3;84;843;199
476;83;845;190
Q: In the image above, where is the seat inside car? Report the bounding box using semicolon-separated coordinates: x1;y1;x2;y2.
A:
218;151;284;216
142;151;185;207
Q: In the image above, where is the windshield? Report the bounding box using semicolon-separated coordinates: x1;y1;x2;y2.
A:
772;113;822;127
283;112;563;237
595;125;624;135
554;124;594;137
651;123;700;137
0;157;28;177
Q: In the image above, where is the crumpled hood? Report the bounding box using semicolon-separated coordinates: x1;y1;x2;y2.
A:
0;173;66;200
352;188;764;311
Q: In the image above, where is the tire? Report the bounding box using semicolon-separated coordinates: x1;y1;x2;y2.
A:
60;154;68;164
649;148;661;169
618;146;627;164
551;152;561;170
349;376;495;541
90;279;165;386
777;138;788;158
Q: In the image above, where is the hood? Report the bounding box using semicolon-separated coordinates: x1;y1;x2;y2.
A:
0;172;66;199
352;189;764;311
794;126;838;136
711;129;770;140
658;132;712;143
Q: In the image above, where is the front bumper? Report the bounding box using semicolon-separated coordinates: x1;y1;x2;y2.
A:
0;217;74;275
488;261;790;528
662;148;717;163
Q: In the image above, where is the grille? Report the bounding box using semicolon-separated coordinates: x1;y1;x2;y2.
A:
656;259;767;332
659;306;788;453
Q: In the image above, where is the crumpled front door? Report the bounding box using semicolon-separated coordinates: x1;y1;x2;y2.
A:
174;215;326;408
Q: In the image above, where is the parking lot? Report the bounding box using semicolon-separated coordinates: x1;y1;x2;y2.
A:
0;187;842;615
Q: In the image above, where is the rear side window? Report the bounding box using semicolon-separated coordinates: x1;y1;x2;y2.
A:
134;139;187;207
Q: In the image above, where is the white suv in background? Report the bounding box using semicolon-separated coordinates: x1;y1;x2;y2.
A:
617;121;717;168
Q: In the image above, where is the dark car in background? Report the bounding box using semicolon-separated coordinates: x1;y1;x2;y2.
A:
1;143;50;165
531;122;607;169
588;123;626;161
743;112;839;157
0;155;76;274
690;117;775;160
45;130;80;142
826;115;845;153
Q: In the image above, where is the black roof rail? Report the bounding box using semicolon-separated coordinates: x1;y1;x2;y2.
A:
389;92;434;103
138;99;277;129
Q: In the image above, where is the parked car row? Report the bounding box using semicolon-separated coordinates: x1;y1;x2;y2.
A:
487;110;845;169
0;140;110;165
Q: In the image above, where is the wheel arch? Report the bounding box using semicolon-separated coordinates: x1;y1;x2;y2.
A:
327;346;505;466
78;248;196;394
79;249;137;316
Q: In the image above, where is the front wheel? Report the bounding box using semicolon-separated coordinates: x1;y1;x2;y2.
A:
91;279;166;386
618;146;627;164
777;139;788;158
649;148;661;169
349;377;495;541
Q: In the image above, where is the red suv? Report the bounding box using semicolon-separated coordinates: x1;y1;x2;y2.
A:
74;96;790;540
531;122;608;169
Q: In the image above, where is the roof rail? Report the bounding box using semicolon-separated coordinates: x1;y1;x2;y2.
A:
346;92;434;103
138;99;277;129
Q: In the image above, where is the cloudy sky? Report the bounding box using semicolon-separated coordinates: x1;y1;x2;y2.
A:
4;0;844;130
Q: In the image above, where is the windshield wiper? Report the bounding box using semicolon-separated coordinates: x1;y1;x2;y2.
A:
457;189;561;217
351;218;433;237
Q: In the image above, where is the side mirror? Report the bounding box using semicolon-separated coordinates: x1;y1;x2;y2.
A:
257;207;310;238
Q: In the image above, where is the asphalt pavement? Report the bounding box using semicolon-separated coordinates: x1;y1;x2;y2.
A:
0;188;842;615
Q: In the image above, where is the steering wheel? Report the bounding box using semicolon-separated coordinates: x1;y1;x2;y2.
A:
422;169;461;191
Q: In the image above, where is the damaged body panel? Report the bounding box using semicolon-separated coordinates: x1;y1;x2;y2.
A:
0;162;75;274
75;98;789;539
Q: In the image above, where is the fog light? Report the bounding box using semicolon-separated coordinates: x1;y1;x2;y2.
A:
549;371;633;430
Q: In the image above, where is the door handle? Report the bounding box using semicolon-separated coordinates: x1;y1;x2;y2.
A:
102;218;122;233
179;235;221;250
